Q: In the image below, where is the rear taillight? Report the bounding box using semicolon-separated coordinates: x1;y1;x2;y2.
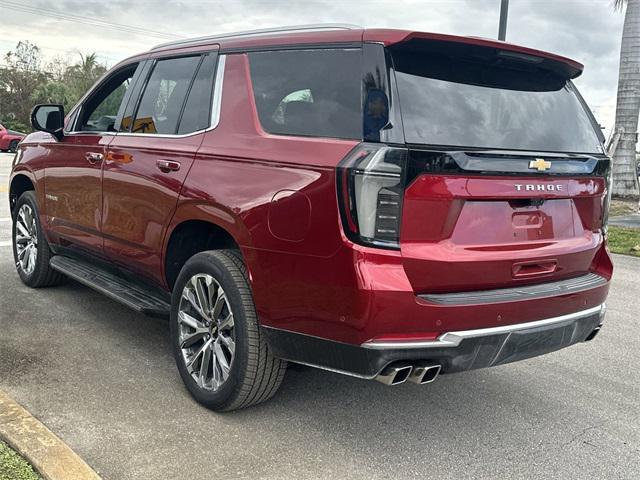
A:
337;143;408;249
602;161;612;233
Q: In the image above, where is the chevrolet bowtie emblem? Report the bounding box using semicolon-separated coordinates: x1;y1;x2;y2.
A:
529;158;552;172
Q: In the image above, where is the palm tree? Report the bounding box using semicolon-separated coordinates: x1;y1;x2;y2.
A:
612;0;640;198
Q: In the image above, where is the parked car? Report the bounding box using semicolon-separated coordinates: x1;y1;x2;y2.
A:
9;25;612;411
0;123;24;152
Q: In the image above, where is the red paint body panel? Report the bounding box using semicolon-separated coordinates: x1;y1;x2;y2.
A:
151;28;583;77
400;175;606;292
249;242;610;345
102;134;201;283
9;27;610;354
40;132;111;255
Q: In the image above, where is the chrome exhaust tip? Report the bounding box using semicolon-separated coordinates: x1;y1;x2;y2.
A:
584;325;602;342
408;362;442;384
374;363;413;386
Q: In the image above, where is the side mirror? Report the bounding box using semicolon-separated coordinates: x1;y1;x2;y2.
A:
31;104;65;141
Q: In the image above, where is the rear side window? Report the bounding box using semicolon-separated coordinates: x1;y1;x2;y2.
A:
177;54;217;134
248;49;362;139
133;56;201;134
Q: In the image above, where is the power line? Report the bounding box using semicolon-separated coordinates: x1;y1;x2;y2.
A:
0;1;183;40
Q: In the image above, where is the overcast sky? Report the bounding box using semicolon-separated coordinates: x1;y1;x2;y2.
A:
0;0;625;137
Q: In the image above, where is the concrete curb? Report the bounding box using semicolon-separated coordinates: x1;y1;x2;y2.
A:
0;390;101;480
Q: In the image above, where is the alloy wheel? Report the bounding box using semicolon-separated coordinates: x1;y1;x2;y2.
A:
15;204;38;275
178;273;236;391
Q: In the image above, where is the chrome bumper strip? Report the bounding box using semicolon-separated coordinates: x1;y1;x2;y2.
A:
361;304;605;350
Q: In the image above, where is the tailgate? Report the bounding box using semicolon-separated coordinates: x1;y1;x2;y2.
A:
400;152;609;294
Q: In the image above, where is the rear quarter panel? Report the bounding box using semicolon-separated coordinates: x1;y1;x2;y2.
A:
167;53;359;326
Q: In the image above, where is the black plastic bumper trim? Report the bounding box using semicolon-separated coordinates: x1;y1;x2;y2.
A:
262;305;605;379
419;273;607;306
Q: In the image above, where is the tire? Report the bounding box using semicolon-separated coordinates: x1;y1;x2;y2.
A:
170;249;287;411
8;140;18;153
12;191;65;288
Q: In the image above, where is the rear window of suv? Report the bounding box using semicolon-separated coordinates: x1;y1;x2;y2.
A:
248;49;362;139
391;45;603;154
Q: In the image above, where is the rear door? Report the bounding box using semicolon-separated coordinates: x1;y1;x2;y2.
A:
102;51;219;284
387;39;609;293
43;62;142;256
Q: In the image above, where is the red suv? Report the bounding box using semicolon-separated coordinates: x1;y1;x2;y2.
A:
0;123;24;153
9;25;612;411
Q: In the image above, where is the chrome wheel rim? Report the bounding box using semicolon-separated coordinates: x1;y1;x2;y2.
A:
15;204;38;276
178;274;235;392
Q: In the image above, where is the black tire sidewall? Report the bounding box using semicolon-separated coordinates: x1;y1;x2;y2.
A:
170;252;251;410
12;191;48;286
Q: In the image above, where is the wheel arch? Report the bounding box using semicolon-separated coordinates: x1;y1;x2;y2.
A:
9;173;36;216
162;203;254;291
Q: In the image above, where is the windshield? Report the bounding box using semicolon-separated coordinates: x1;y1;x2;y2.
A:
391;49;602;154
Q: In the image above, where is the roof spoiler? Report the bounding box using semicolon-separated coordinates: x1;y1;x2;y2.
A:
366;30;583;79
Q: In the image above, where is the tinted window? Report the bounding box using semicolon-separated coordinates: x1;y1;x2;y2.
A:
249;49;362;139
118;61;153;132
133;56;201;134
177;54;217;134
78;64;138;132
392;49;602;153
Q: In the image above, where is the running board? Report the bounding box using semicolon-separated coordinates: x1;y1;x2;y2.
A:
49;256;171;318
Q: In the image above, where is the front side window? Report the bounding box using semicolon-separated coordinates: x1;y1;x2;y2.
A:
77;64;138;132
249;49;362;139
132;56;201;134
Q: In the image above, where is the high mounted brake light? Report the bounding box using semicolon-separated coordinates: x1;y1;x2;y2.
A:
337;143;408;249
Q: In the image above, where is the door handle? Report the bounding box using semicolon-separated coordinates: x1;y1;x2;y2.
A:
85;152;104;164
156;159;181;172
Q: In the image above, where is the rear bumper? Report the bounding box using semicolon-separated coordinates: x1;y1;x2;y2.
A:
263;304;605;379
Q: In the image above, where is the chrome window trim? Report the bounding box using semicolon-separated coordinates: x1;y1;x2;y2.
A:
65;55;226;139
210;54;225;129
62;131;117;136
361;304;605;350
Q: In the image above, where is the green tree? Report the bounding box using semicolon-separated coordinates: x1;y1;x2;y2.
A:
0;41;47;129
30;81;75;112
65;52;107;99
0;43;109;131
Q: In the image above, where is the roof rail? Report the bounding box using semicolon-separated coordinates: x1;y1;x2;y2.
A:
151;24;363;51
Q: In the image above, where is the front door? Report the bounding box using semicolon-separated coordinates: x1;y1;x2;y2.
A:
102;52;218;285
44;62;142;256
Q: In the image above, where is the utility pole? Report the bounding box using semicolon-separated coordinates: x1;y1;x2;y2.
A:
498;0;509;40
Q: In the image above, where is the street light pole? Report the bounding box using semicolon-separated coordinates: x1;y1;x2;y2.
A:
498;0;509;40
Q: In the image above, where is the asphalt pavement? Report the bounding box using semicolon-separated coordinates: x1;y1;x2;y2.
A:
0;153;12;245
0;151;639;479
609;214;640;229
